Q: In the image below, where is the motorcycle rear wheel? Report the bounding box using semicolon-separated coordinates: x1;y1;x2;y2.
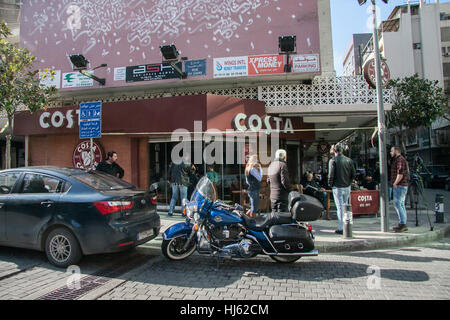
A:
162;237;196;261
270;256;301;263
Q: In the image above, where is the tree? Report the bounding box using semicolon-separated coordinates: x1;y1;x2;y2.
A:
387;74;449;154
0;21;58;168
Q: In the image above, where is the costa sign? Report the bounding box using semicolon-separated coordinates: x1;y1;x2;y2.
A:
72;140;104;169
39;109;79;129
233;113;294;134
363;58;390;89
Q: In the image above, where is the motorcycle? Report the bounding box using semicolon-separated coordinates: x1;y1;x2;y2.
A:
161;176;322;263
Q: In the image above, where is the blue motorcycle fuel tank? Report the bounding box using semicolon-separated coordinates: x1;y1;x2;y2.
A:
209;205;243;227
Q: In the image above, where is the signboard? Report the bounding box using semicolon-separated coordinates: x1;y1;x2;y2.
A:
79;101;102;139
291;54;320;73
62;71;94;88
125;62;183;83
114;67;126;81
350;190;380;215
73;140;104;169
185;59;207;77
213;56;248;78
248;54;284;75
39;70;61;89
363;58;391;88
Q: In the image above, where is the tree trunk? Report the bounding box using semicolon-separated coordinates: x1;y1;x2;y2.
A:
5;133;11;169
4;116;12;169
400;126;407;156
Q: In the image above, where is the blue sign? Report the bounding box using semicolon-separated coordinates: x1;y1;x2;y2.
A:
79;101;102;138
79;101;102;120
185;59;207;77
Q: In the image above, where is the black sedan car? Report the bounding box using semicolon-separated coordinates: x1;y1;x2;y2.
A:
0;166;160;268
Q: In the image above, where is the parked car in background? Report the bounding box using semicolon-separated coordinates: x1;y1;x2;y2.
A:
0;166;160;268
419;165;449;189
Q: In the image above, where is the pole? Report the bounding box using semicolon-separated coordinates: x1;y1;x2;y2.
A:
90;138;94;170
372;0;390;232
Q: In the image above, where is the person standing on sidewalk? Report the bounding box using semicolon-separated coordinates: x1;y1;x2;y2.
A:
96;151;124;179
390;146;410;233
168;155;196;216
328;144;356;235
267;149;290;213
245;155;263;218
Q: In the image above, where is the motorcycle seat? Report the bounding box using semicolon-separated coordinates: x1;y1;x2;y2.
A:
242;212;293;231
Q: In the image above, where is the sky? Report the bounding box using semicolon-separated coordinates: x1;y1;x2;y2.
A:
331;0;450;76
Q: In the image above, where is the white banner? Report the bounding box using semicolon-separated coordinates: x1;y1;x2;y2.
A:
114;67;126;81
291;54;320;73
213;56;248;78
39;70;61;89
62;71;94;88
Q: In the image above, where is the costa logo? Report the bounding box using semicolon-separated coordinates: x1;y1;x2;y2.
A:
72;140;104;169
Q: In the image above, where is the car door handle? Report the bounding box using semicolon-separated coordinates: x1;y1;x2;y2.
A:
40;200;54;208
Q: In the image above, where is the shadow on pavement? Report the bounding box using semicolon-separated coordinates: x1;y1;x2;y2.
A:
127;254;430;289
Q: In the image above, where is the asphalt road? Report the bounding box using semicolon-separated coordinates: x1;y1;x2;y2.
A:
0;236;449;300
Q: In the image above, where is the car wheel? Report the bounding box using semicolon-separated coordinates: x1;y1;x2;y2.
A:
45;228;82;268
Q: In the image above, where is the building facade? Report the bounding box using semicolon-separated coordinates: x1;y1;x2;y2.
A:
5;0;393;206
343;33;372;76
359;0;449;168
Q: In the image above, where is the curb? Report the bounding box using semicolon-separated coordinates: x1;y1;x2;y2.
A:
316;225;450;254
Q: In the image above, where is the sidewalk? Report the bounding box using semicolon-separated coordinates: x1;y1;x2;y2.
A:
153;188;450;254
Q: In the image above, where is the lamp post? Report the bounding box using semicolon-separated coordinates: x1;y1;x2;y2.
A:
358;0;390;232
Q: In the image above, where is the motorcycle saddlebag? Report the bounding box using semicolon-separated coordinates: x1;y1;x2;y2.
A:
268;225;314;253
289;192;322;222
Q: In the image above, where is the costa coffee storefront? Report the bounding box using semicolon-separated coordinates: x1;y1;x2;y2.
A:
14;94;314;203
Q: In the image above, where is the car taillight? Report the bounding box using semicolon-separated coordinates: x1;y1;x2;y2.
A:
94;201;133;215
151;196;157;205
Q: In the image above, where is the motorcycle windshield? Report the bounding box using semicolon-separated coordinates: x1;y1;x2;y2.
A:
190;176;217;202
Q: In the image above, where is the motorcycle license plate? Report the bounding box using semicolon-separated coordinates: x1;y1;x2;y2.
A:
137;229;154;240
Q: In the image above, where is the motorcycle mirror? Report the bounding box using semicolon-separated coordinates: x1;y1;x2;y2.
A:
149;182;159;193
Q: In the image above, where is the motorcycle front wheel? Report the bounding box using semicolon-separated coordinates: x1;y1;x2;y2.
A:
162;237;196;261
270;256;301;263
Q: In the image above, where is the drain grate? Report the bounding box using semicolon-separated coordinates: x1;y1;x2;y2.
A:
36;254;149;300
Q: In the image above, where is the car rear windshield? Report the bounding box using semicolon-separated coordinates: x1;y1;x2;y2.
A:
72;171;136;190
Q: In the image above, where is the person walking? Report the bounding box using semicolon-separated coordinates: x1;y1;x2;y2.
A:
390;146;410;233
267;149;290;213
245;155;263;218
96;151;124;179
168;154;196;216
328;144;356;235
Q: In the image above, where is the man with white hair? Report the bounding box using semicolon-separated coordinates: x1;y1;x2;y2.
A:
267;149;290;212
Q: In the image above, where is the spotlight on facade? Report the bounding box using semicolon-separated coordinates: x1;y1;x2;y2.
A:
278;36;296;72
159;44;187;79
69;54;107;85
160;44;179;61
69;54;89;69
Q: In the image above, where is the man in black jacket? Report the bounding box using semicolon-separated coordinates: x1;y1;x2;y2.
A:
267;149;291;213
328;144;356;234
168;154;196;216
96;151;124;179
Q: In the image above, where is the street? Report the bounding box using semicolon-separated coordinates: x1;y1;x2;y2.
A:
0;235;449;300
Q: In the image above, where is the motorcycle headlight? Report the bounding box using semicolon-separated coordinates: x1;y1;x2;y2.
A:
194;212;200;222
186;204;198;219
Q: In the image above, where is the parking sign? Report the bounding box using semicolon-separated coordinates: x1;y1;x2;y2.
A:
79;101;102;139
